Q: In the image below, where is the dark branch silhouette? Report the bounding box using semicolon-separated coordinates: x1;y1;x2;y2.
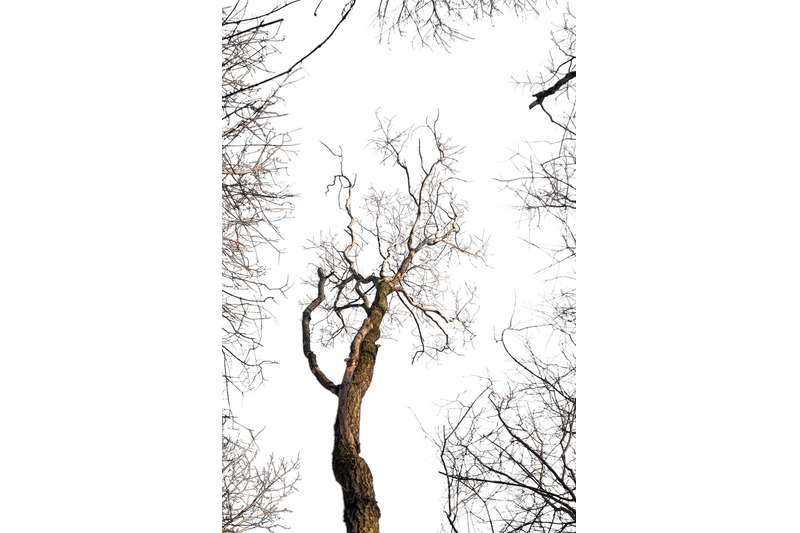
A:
529;70;576;110
224;0;358;100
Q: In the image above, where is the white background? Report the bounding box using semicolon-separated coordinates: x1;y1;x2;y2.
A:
2;1;799;532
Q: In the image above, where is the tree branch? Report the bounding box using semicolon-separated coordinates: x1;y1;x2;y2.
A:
224;0;358;100
301;267;340;395
529;70;576;110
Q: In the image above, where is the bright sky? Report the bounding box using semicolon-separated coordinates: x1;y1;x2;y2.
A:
229;1;567;530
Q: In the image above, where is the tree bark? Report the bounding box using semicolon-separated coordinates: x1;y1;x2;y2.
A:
331;282;391;533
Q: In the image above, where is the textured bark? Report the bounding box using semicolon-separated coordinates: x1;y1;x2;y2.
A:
332;282;391;533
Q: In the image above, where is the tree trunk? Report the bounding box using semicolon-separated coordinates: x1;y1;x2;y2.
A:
331;282;391;533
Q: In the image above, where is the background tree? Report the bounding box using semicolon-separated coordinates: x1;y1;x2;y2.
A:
222;3;302;530
301;116;486;533
510;7;575;263
436;311;576;532
222;0;297;403
222;418;301;533
436;9;576;533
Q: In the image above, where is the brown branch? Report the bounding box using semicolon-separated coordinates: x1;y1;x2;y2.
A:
529;70;576;110
301;267;340;395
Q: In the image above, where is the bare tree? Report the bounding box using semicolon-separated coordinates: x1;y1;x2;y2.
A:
436;9;576;532
301;115;486;532
223;0;297;400
222;414;301;533
222;4;304;531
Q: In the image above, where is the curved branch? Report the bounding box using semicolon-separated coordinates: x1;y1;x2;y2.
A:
301;267;340;395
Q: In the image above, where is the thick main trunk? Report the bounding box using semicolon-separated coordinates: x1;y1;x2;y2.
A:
331;282;390;533
332;442;380;533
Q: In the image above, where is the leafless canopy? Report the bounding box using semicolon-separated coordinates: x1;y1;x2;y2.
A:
222;415;301;533
222;1;296;398
305;115;486;365
222;5;303;532
374;0;541;48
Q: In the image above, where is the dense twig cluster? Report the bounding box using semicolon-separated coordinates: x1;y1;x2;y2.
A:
375;0;540;48
437;319;576;533
306;115;486;363
222;1;296;398
222;414;301;533
222;5;301;532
